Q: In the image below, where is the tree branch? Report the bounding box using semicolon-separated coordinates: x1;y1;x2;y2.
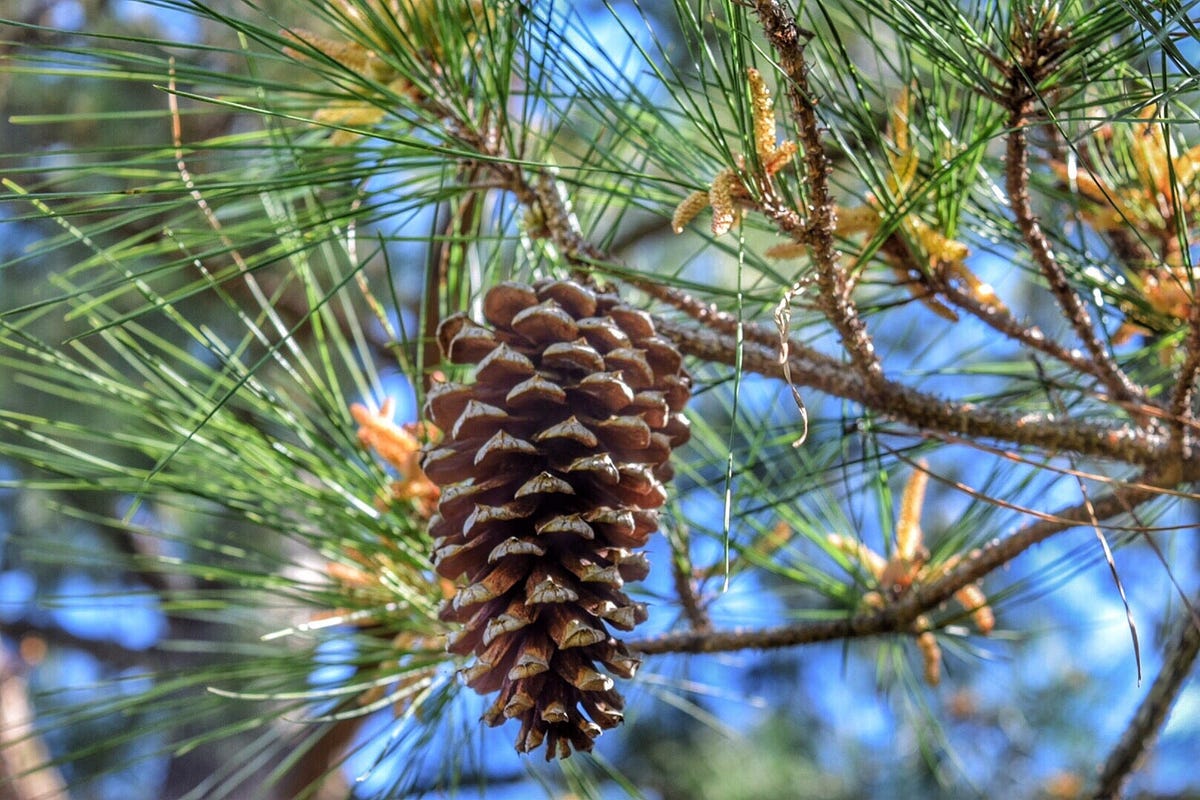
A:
752;0;883;384
1001;19;1145;409
912;243;1157;415
1168;298;1200;454
1091;602;1200;800
655;316;1166;465
489;157;1167;467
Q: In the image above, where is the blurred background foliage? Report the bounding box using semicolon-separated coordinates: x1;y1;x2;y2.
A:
1;1;1199;798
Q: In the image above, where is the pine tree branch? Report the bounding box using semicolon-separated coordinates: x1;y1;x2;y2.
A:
669;542;712;633
485;155;1165;465
1000;20;1145;410
1005;116;1144;407
751;0;883;385
629;470;1167;655
498;159;1163;464
913;243;1158;414
655;316;1165;465
1168;300;1200;452
1091;602;1200;800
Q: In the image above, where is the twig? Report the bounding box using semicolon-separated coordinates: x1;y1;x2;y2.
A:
1167;298;1200;454
908;243;1156;415
629;472;1165;655
1005;120;1143;407
752;0;883;385
654;316;1166;465
167;60;304;366
670;545;713;633
1091;603;1200;800
423;172;482;389
1000;22;1145;409
493;164;1164;465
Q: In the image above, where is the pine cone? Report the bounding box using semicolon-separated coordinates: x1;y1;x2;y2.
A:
421;279;690;759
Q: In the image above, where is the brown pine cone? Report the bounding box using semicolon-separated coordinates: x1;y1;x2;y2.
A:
420;279;690;759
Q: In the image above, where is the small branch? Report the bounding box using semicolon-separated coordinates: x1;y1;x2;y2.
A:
655;316;1167;465
632;282;749;338
1091;603;1200;800
423;176;483;389
670;550;712;634
1167;298;1200;454
1000;42;1144;409
1006;119;1141;406
908;244;1155;413
515;177;1163;458
752;0;882;385
629;472;1166;655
